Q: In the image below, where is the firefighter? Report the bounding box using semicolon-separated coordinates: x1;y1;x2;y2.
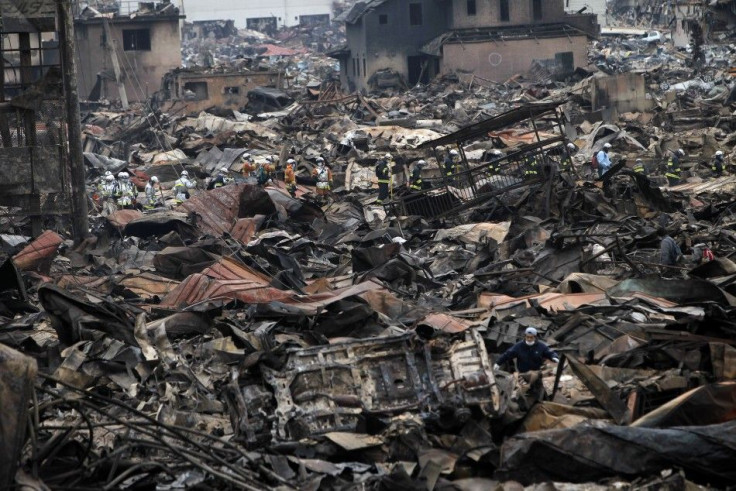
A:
633;158;646;174
375;153;391;203
143;176;160;209
116;172;135;209
311;157;332;202
256;157;276;185
284;158;297;198
712;150;725;177
100;174;118;216
666;149;685;186
208;167;232;189
443;148;460;177
174;170;196;202
524;154;540;177
409;159;426;191
240;153;256;177
487;149;504;174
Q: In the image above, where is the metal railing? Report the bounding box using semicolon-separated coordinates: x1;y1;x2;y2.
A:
385;138;572;218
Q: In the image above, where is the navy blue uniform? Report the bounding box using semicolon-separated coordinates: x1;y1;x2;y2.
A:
496;340;558;372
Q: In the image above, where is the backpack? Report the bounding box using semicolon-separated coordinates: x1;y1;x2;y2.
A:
591;152;599;170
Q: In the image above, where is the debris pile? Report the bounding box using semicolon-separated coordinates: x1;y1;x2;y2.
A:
4;9;736;491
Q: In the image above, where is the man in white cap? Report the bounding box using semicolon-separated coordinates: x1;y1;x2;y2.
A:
596;143;613;178
666;148;685;185
208;167;232;189
375;153;391;203
444;148;460;178
712;150;725;177
116;171;135;209
494;327;559;408
409;160;426;191
494;327;559;372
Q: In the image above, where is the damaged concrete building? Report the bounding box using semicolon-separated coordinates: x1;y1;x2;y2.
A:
331;0;600;91
74;0;185;104
184;0;335;31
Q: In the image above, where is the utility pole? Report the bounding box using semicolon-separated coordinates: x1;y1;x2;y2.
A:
57;0;89;243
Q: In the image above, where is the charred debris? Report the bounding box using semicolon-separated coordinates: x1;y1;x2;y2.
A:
3;3;736;490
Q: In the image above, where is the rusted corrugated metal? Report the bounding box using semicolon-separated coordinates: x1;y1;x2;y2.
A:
13;230;63;271
229;217;264;245
160;273;293;308
177;184;246;237
107;209;144;230
417;312;476;333
203;256;272;283
120;272;180;299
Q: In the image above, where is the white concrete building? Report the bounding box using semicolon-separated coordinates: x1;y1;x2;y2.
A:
181;0;334;30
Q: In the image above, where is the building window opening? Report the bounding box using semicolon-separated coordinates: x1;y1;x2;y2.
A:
467;0;477;16
499;0;510;21
183;81;208;100
409;3;423;26
532;0;543;20
122;29;151;51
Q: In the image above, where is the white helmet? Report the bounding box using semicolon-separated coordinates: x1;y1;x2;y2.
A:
603;143;612;149
117;171;125;178
242;153;251;160
220;167;229;173
287;158;296;164
181;170;189;177
677;149;685;156
384;153;392;159
450;149;459;156
636;158;643;163
316;157;325;164
492;150;503;156
150;176;159;183
417;159;427;166
122;172;129;179
567;143;576;151
105;174;115;181
104;170;112;177
715;150;723;157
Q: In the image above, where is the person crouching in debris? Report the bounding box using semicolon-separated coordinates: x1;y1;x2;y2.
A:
208;167;232;190
311;157;333;203
143;176;160;209
691;242;715;264
409;160;426;191
116;172;135;209
633;158;646;174
493;327;559;408
100;174;118;216
596;143;613;178
712;150;725;177
174;170;196;203
666;149;685;185
284;159;298;198
375;154;391;203
658;227;682;267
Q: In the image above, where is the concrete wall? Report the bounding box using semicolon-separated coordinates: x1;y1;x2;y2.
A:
345;0;446;91
76;17;182;103
183;0;333;28
591;73;653;113
450;0;566;29
160;71;282;114
441;35;588;82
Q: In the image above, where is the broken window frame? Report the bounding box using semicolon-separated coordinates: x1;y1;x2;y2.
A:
122;28;151;51
409;3;423;26
183;81;208;101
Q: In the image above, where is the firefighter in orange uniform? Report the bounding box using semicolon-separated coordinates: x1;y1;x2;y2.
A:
285;158;297;197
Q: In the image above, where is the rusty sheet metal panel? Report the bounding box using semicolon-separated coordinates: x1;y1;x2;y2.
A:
263;329;507;439
160;273;293;308
12;230;63;270
229;217;264;245
203;256;272;283
176;184;246;237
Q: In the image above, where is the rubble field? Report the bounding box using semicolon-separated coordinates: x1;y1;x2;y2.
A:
3;12;736;491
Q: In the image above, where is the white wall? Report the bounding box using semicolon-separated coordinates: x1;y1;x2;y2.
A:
565;0;608;27
181;0;334;28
